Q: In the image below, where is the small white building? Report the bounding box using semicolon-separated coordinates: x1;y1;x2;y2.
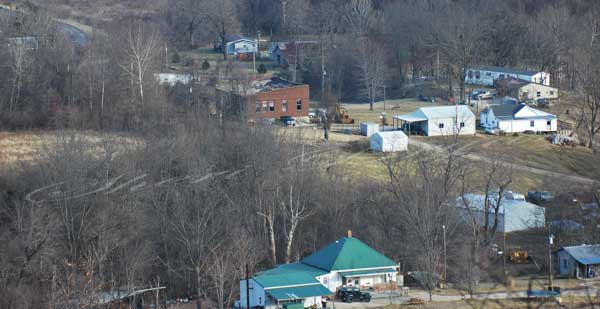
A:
393;106;476;137
238;233;397;308
225;35;257;55
480;103;557;133
458;193;545;233
496;79;558;101
360;122;380;137
466;65;550;86
370;131;407;152
154;73;193;86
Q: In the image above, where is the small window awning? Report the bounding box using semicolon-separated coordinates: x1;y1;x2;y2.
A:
393;114;427;122
266;284;332;301
338;267;397;278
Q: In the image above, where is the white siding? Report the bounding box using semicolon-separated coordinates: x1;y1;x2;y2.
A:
497;118;556;133
465;69;550;86
425;116;476;136
558;250;577;277
370;131;408;152
519;83;558;100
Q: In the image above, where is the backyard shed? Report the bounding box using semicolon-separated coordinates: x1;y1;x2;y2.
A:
557;244;600;278
360;122;380;137
370;131;408;152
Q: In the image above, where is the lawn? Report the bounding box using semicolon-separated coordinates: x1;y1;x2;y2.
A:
341;99;437;124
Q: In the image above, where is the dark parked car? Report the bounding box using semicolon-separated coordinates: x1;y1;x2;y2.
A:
337;287;371;303
527;191;554;204
280;116;296;127
417;94;435;103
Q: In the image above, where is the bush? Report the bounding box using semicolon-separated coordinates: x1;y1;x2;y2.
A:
257;63;267;74
182;56;194;66
512;133;519;137
171;52;180;64
202;59;210;70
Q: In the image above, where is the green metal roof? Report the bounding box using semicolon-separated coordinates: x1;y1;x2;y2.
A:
253;263;326;288
301;237;396;271
266;284;332;301
338;267;397;277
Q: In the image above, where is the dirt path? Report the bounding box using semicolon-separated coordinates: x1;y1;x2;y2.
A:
408;139;599;185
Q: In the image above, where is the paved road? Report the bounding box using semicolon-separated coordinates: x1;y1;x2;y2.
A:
408;138;599;185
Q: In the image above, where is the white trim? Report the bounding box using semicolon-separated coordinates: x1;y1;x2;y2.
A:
264;283;323;290
332;266;397;273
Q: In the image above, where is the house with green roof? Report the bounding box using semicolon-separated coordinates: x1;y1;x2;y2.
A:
238;233;398;308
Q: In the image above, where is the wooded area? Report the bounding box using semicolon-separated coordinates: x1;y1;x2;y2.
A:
1;0;600;308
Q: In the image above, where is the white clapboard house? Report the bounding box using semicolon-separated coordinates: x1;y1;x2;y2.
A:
480;103;557;133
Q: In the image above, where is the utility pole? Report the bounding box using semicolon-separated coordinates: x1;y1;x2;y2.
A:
281;0;288;26
548;226;554;291
321;40;325;104
442;225;447;287
383;85;387;112
246;264;251;308
257;30;261;60
436;51;440;80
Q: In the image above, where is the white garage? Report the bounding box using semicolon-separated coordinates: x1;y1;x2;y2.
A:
393;106;476;137
370;131;408;152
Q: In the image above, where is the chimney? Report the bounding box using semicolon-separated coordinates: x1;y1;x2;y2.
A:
347;230;352;238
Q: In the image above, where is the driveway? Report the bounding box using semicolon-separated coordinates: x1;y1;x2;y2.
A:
408;138;599;185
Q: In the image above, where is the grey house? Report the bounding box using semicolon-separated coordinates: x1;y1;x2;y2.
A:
557;244;600;278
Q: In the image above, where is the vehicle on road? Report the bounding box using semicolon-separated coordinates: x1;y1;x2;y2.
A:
418;94;435;103
337;287;371;303
280;116;296;127
527;191;554;204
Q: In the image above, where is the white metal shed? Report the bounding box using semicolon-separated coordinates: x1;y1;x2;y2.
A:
370;131;408;152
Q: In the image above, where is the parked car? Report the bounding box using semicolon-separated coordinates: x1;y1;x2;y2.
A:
417;94;435;103
471;90;494;100
485;128;498;135
527;191;554;204
280;116;296;127
337;287;371;303
536;98;549;108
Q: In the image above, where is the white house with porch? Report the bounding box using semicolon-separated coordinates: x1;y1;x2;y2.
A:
393;106;476;136
237;232;398;308
480;103;557;133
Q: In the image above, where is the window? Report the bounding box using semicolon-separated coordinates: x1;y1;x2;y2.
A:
255;102;261;112
536;91;541;97
354;279;359;285
467;70;473;78
269;101;275;112
460;122;465;128
439;123;444;129
475;71;481;79
547;120;551;126
530;120;535;127
259;297;262;305
499;74;505;79
282;100;288;112
262;101;268;112
486;72;491;76
296;99;302;110
322;276;328;285
563;259;567;269
549;91;554;95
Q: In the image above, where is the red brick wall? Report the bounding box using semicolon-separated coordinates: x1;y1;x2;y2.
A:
248;85;310;119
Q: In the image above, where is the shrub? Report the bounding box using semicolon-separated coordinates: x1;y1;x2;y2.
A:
257;63;267;74
171;51;180;63
202;59;210;70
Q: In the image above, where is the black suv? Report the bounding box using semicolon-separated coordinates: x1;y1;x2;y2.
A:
337;287;371;303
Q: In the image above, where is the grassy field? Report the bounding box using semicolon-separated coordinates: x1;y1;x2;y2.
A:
384;296;600;309
341;99;438;124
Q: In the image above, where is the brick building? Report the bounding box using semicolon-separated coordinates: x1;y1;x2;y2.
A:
249;77;309;120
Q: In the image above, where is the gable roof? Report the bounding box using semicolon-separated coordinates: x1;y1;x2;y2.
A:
225;35;254;43
560;244;600;265
471;65;543;76
418;106;475;120
487;103;525;118
301;237;396;271
253;263;327;289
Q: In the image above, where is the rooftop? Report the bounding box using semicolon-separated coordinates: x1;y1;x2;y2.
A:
561;244;600;265
301;236;396;271
394;105;475;122
253;263;326;288
483;103;556;120
471;65;544;76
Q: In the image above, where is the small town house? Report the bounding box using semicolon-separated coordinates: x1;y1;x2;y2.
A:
393;106;476;136
466;65;550;86
557;244;600;278
480;103;557;133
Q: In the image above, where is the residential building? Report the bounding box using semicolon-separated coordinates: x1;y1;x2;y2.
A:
220;35;257;56
458;193;545;233
480;103;557;133
465;65;550;86
238;233;398;308
495;78;558;101
393;106;476;136
269;42;288;66
557;244;600;278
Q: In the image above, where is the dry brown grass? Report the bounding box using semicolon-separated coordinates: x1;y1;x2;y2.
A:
0;131;141;168
341;99;455;124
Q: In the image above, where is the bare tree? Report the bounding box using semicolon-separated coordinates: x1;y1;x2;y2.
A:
203;0;240;60
356;39;386;111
